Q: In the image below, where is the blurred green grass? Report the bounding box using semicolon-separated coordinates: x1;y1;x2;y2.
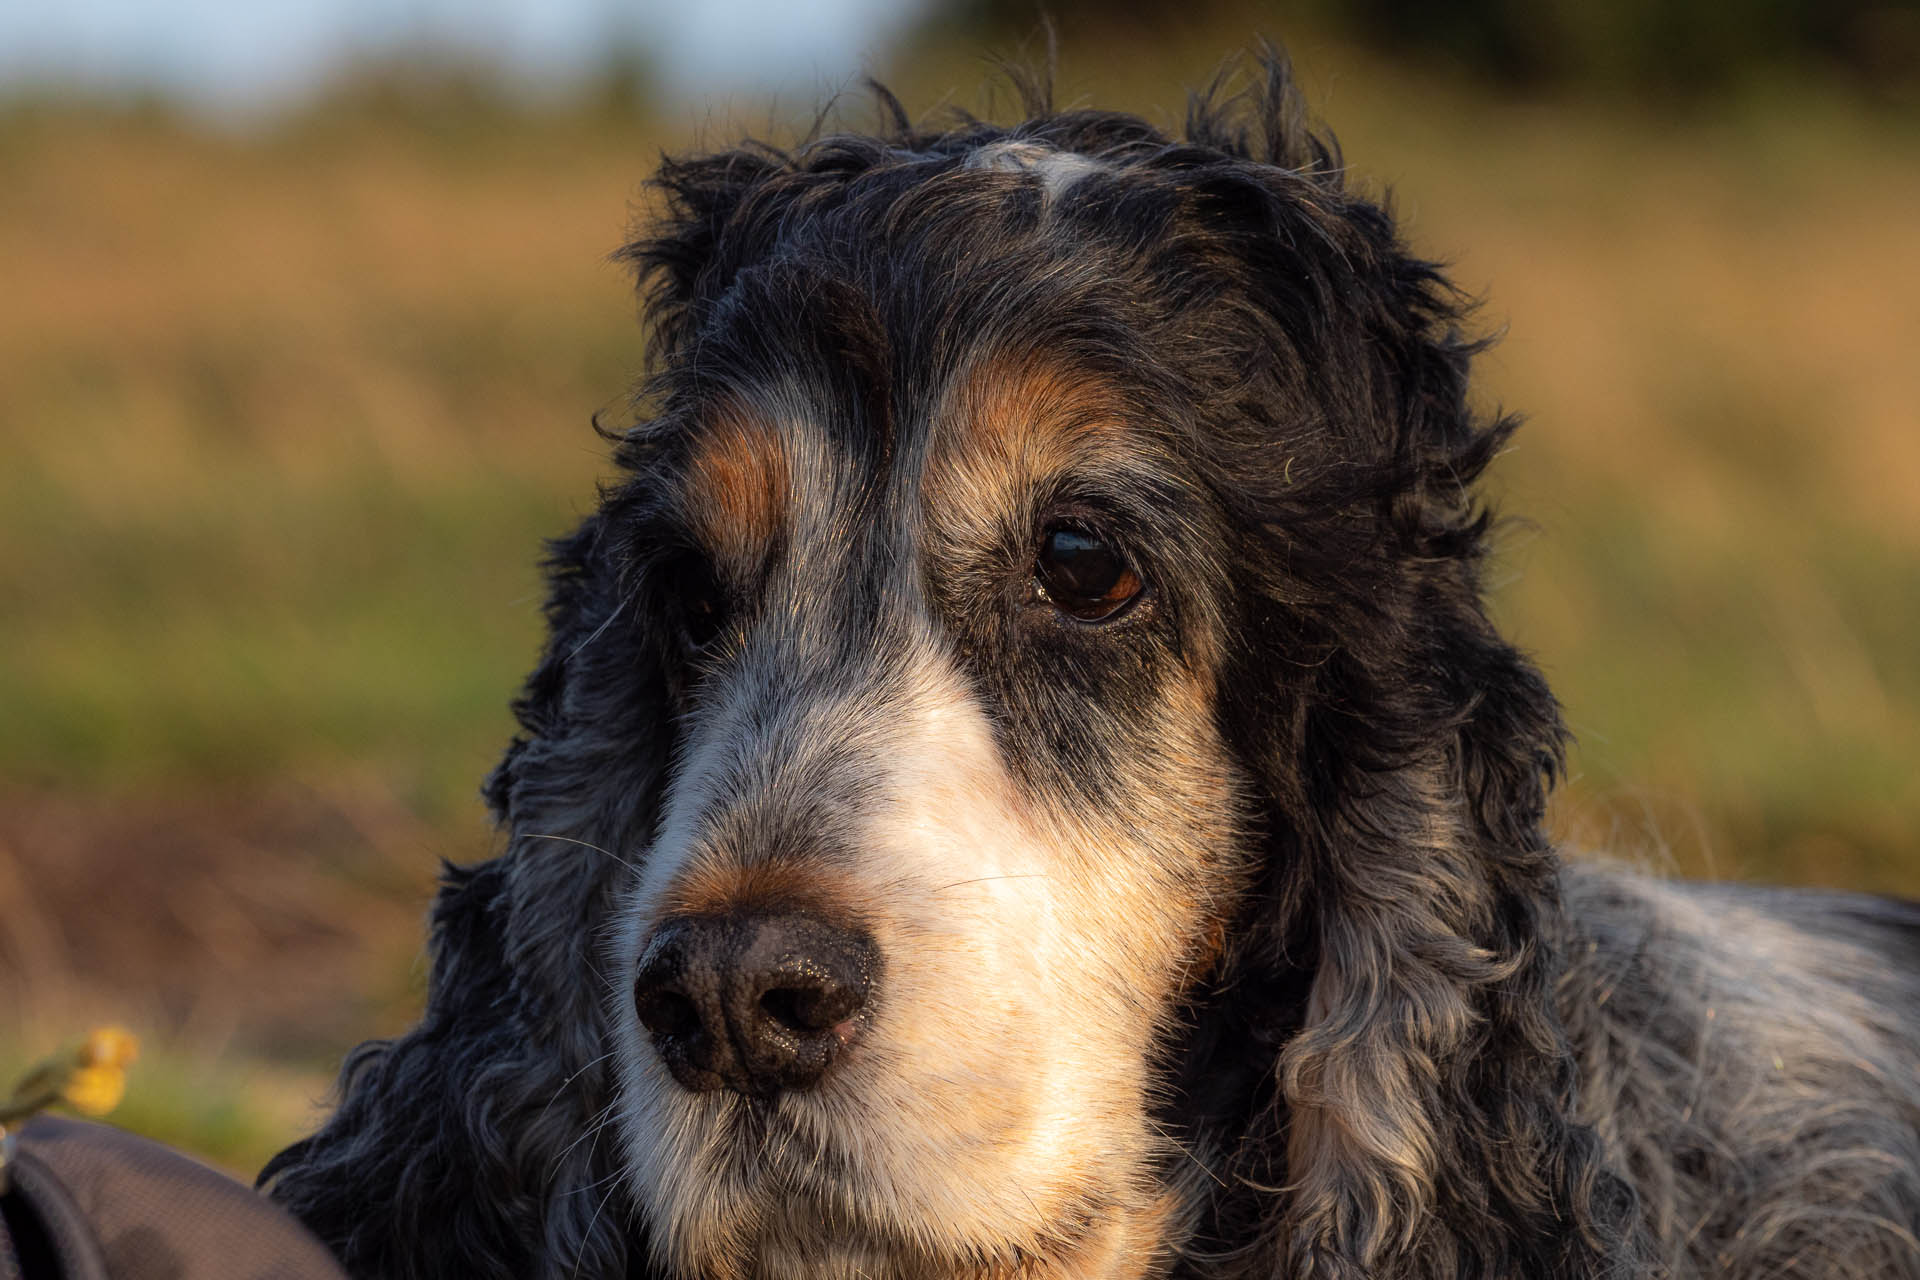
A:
1;25;1916;1168
0;1039;328;1179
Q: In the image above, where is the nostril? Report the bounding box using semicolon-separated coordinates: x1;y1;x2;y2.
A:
636;988;702;1039
758;983;862;1034
758;986;809;1034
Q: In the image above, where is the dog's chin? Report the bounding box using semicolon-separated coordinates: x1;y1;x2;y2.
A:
721;1193;1130;1280
633;1099;1176;1280
675;1187;1173;1280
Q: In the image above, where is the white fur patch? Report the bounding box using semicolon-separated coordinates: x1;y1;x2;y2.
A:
965;140;1108;204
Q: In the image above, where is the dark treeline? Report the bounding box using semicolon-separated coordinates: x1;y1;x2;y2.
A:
929;0;1920;104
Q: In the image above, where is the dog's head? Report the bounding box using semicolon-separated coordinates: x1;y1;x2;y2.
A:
267;56;1640;1280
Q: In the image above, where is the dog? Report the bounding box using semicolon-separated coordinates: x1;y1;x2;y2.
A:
262;54;1920;1280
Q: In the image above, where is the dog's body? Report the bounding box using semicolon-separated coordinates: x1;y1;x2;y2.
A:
1558;872;1920;1275
263;58;1920;1280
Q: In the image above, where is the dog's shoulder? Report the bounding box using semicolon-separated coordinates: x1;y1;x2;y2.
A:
1560;860;1920;1277
1563;859;1920;991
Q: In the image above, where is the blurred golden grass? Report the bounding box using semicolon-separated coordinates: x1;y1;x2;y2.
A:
1;30;1916;1167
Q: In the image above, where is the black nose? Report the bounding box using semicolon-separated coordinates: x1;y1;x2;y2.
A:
633;912;879;1097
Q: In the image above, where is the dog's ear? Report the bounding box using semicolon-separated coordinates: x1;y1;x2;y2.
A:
1248;603;1643;1278
620;104;942;380
483;512;670;1021
618;145;792;371
266;513;668;1278
1225;380;1645;1278
1182;56;1646;1279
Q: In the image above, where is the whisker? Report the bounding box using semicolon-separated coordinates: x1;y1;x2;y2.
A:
930;873;1050;893
570;1152;627;1280
523;832;642;874
566;595;629;662
1149;1117;1226;1188
533;1050;618;1132
551;1099;620;1194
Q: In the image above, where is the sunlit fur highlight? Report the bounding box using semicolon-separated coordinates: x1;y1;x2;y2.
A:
264;52;1920;1280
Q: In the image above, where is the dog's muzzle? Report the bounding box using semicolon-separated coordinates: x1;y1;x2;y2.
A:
633;912;880;1097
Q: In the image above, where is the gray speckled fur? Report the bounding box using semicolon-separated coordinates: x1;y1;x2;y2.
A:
1563;866;1920;1277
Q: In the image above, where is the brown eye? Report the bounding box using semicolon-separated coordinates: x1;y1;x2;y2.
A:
1034;525;1143;621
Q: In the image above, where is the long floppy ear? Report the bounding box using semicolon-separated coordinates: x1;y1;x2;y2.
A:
1259;541;1642;1278
263;513;670;1280
1182;58;1646;1279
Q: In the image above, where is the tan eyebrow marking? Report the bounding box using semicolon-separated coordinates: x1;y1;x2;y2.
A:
683;409;791;564
924;354;1132;556
953;354;1122;464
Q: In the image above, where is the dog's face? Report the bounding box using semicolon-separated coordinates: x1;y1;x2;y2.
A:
606;144;1260;1280
479;97;1589;1277
265;68;1635;1280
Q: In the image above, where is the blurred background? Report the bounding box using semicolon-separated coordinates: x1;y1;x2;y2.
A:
2;0;1916;1174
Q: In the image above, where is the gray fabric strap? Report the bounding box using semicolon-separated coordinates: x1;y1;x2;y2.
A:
8;1118;346;1280
4;1142;112;1280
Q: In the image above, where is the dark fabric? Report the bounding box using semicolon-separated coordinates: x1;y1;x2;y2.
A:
5;1140;110;1280
4;1119;346;1280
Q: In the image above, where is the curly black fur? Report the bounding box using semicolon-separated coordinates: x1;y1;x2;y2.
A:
264;50;1920;1280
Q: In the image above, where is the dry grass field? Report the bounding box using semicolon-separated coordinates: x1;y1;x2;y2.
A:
2;29;1916;1172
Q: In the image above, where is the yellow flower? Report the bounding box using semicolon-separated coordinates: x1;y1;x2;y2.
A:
2;1026;140;1125
78;1026;139;1072
59;1064;128;1117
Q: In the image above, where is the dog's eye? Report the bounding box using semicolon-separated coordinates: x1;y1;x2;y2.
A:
1034;525;1143;622
663;554;727;652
